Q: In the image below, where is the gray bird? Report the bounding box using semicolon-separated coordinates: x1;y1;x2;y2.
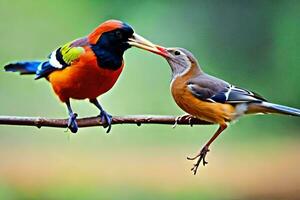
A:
158;47;300;175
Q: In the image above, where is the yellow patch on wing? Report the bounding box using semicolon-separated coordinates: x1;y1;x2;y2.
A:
60;42;85;65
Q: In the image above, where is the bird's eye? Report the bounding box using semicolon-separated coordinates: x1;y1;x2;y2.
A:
174;50;181;56
115;30;122;39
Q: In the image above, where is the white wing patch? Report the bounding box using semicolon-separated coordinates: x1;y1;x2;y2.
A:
224;85;233;100
49;50;63;69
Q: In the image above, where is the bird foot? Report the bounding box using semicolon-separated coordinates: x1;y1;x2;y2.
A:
187;146;210;175
67;113;78;133
99;110;112;133
173;114;195;128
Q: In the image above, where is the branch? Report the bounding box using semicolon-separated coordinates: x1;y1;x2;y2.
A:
0;115;211;129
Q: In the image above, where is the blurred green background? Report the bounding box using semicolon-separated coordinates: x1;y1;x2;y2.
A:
0;0;300;199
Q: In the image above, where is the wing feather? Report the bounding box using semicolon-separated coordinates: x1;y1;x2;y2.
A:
188;80;267;104
36;37;88;79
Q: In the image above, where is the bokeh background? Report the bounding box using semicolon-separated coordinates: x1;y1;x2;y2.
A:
0;0;300;199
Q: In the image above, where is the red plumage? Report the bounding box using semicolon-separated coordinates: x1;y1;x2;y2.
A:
49;20;125;102
48;44;124;102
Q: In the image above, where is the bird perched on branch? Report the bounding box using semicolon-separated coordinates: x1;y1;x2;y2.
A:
4;20;166;133
157;47;300;175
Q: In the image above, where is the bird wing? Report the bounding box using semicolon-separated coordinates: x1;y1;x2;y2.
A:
35;37;88;79
187;74;267;104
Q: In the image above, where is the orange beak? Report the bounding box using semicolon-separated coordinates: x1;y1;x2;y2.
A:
128;33;169;57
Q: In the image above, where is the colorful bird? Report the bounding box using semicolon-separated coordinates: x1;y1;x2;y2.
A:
158;47;300;175
4;20;166;133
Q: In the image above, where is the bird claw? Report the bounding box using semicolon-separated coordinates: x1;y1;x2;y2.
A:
173;114;195;128
172;116;180;128
67;113;78;133
99;110;112;133
187;146;210;175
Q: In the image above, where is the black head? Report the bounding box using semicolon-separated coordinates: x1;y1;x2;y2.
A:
91;22;134;70
95;23;134;54
90;20;166;70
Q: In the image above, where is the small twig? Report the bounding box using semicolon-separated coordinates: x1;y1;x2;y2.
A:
0;115;211;130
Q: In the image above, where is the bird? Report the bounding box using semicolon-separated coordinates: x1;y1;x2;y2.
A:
4;19;167;133
157;47;300;175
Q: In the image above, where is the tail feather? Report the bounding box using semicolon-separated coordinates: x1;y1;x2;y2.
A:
260;102;300;117
4;61;41;75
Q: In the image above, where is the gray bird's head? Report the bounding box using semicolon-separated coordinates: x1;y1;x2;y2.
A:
162;47;202;78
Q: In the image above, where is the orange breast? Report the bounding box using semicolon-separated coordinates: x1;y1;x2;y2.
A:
170;71;235;124
48;49;124;102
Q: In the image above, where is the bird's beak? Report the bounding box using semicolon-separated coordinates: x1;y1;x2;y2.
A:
128;33;169;57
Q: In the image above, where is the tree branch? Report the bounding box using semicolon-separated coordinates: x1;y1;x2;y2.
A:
0;115;211;129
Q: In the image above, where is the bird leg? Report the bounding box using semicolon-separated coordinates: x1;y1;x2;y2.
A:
187;124;227;175
65;100;78;133
187;146;210;174
89;98;112;133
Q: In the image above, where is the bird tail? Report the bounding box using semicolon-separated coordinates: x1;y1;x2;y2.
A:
247;102;300;117
4;61;41;75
